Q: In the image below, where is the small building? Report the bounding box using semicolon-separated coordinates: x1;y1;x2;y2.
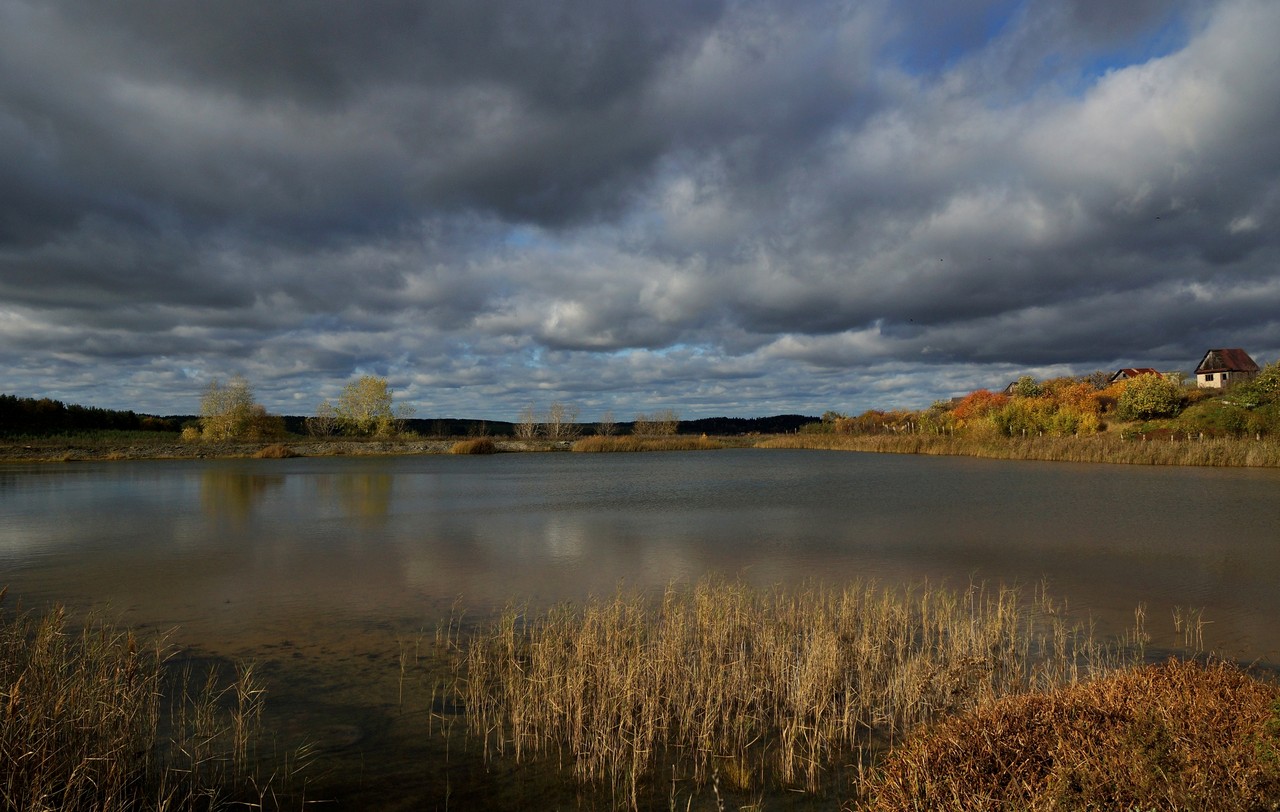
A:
1194;348;1259;389
1109;368;1161;384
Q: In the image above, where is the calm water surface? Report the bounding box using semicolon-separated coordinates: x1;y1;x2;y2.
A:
2;448;1279;806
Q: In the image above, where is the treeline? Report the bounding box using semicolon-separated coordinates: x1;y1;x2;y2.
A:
682;414;816;435
0;394;180;438
400;415;817;438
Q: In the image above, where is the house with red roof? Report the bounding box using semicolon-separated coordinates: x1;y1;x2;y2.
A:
1194;348;1259;389
1108;367;1161;384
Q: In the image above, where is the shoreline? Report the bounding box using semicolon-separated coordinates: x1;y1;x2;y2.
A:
0;437;556;463
6;430;1280;467
759;431;1280;467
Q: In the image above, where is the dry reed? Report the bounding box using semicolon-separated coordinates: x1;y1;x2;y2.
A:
449;437;499;454
1;594;308;810
449;578;1146;808
869;658;1280;811
572;436;723;453
760;432;1280;467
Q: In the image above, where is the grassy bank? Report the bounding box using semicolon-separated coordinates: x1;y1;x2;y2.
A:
448;578;1162;809
9;427;1280;467
1;593;308;811
571;435;725;452
760;431;1280;467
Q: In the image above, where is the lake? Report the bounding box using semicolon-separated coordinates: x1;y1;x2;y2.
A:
2;448;1279;807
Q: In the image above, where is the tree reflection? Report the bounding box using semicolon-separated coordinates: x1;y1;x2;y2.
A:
200;471;285;520
314;473;394;520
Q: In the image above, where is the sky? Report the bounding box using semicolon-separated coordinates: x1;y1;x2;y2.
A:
2;0;1278;420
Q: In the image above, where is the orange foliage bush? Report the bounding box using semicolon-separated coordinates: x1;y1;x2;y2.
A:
951;389;1009;423
869;659;1280;812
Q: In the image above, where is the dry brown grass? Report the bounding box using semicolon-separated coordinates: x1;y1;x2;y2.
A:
449;437;499;454
868;658;1280;811
760;432;1280;467
1;592;308;810
253;442;298;459
572;435;723;452
450;578;1145;808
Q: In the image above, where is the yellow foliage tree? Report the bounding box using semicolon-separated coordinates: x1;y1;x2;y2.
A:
335;375;414;437
198;376;283;441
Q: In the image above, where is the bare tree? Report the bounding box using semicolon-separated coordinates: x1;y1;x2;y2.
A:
543;401;582;440
392;402;417;436
514;403;539;439
632;413;654;436
596;409;617;437
306;399;339;437
652;408;680;436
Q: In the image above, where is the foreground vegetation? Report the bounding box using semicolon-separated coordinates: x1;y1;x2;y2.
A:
1;592;307;811
8;580;1278;811
871;658;1280;811
447;578;1226;809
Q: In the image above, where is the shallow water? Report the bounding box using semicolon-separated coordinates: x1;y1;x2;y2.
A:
2;448;1279;807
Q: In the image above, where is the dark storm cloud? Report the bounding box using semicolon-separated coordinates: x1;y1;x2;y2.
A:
1;0;1278;417
56;0;724;110
3;0;737;231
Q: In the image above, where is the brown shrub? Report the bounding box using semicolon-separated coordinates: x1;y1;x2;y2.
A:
868;658;1280;811
253;443;298;459
449;437;498;455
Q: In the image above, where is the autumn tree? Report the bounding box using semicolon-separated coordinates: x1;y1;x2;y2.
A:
335;375;414;437
1227;361;1280;409
1010;375;1042;398
1082;370;1112;390
951;390;1009;425
919;401;958;434
1117;373;1184;421
198;376;283;441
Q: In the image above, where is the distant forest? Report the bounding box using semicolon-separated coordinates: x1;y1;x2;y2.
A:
0;394;816;439
0;394;182;437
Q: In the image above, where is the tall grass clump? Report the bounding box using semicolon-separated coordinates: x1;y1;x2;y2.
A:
868;658;1280;811
450;578;1146;808
449;437;498;454
1;592;306;810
